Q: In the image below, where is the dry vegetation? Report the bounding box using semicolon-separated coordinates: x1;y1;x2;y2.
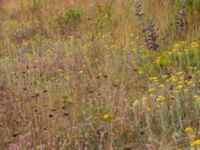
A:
0;0;200;149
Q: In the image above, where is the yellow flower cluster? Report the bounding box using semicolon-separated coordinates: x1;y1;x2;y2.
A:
191;139;200;147
148;88;155;93
191;42;199;48
156;96;165;102
190;135;196;140
61;96;75;106
103;114;111;122
194;95;200;101
148;77;158;82
185;127;193;133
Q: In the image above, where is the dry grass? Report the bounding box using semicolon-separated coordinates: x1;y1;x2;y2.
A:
0;0;200;149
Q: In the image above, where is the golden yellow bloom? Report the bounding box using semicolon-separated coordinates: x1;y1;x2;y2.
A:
148;77;158;82
172;49;177;53
191;42;199;48
158;84;164;89
155;57;161;64
146;107;151;112
64;75;71;80
162;75;168;79
61;96;75;106
187;81;193;85
177;52;183;56
103;114;111;121
185;48;190;52
174;90;179;95
194;95;200;101
170;76;177;82
174;43;181;48
148;88;155;93
185;127;193;133
176;84;183;90
181;41;186;45
168;51;173;55
191;139;200;146
183;88;189;93
156;96;165;102
190;135;196;140
67;98;75;105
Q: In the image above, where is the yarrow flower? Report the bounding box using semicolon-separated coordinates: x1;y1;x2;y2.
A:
158;84;164;89
194;95;200;101
191;139;200;147
103;114;111;122
67;98;75;105
191;42;199;48
185;127;193;133
61;96;75;106
148;88;155;93
190;135;196;140
176;84;183;90
156;96;165;102
183;88;189;93
174;43;181;48
148;77;158;82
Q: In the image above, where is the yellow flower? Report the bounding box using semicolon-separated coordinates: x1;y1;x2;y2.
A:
174;43;181;48
185;48;190;52
181;41;186;45
155;57;161;64
168;51;173;55
191;139;200;146
146;107;151;112
64;75;71;80
177;52;183;56
148;88;155;93
162;75;168;79
176;84;183;90
185;127;193;133
67;98;75;105
190;135;196;140
61;96;75;105
148;77;158;82
183;88;189;93
103;114;111;121
158;84;164;89
191;42;199;48
172;49;177;53
194;95;200;101
174;90;179;95
170;76;177;82
187;80;193;85
156;96;165;102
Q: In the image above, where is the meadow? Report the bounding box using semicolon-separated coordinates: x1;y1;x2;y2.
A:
0;0;200;149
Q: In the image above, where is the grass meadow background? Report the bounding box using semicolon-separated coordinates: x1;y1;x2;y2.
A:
0;0;200;149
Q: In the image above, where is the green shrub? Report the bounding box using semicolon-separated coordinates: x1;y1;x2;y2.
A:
55;8;82;29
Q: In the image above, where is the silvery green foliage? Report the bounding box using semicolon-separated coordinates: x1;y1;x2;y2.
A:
2;20;37;41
